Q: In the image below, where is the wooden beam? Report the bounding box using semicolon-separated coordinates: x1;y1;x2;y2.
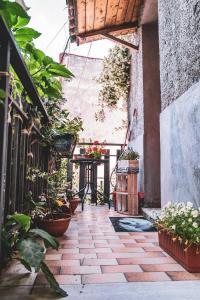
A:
101;33;139;51
78;20;138;38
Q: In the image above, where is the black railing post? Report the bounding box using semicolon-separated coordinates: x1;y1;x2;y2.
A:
104;150;110;203
0;37;10;255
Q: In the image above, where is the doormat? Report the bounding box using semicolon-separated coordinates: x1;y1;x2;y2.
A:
109;217;157;232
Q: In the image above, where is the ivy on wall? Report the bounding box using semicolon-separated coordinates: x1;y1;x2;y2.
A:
97;45;131;110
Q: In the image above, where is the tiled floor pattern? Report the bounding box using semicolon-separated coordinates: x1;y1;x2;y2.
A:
36;205;200;285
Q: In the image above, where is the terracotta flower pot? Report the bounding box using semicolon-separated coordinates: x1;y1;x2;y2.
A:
158;230;200;272
70;197;80;214
36;213;71;237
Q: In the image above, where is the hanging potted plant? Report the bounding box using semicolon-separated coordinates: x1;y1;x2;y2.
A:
42;112;83;158
117;148;139;173
156;202;200;272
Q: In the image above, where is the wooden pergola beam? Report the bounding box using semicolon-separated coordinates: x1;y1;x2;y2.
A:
101;33;139;51
77;21;138;39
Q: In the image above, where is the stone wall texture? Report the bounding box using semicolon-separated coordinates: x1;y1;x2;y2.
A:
158;0;200;111
128;29;144;140
160;81;200;208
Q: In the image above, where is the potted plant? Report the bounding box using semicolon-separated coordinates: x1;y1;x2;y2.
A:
117;148;139;173
1;213;67;297
85;140;108;159
66;189;80;214
156;202;200;272
42;112;83;158
28;164;71;237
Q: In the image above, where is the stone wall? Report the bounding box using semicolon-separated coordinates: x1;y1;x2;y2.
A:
128;29;144;140
158;0;200;111
160;81;200;208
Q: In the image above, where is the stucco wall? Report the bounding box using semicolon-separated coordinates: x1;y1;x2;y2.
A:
158;0;200;111
62;54;127;144
160;81;200;208
128;29;144;140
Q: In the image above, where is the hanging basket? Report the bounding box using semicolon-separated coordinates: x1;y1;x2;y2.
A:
53;133;76;157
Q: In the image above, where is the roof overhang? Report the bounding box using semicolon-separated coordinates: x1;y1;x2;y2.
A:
67;0;144;50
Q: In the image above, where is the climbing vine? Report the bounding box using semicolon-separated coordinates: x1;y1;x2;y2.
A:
97;45;131;111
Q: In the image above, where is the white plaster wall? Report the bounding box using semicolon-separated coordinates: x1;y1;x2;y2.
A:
62;54;127;144
160;81;200;208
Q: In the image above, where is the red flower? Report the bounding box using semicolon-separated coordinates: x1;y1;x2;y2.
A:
93;140;100;145
91;146;97;151
101;149;108;154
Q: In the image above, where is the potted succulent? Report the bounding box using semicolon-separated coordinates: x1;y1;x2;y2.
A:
156;202;200;272
118;148;139;173
1;213;67;296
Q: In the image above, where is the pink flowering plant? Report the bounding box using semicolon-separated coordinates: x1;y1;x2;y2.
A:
86;141;107;159
156;202;200;251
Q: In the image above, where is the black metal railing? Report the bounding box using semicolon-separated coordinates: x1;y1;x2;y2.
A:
0;16;50;238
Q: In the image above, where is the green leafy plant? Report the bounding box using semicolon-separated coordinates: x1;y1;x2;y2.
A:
1;213;67;297
156;202;200;252
0;0;84;142
97;45;131;109
27;161;70;220
119;148;139;160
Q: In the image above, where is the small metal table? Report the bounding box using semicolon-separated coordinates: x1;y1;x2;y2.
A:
70;158;111;211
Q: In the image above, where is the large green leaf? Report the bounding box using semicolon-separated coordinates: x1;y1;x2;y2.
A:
48;63;74;78
17;238;44;268
15;27;41;42
5;2;29;19
29;229;59;250
12;16;30;30
11;213;31;232
0;1;29;28
40;262;68;297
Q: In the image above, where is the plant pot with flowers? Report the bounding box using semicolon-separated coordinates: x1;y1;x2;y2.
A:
155;202;200;272
85;140;108;159
30;164;72;237
117;148;140;173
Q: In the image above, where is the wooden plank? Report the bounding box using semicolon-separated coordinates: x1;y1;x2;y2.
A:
94;0;108;30
125;0;136;23
116;0;129;24
78;20;138;38
77;0;86;34
105;0;120;26
86;0;95;32
101;33;139;51
132;0;141;21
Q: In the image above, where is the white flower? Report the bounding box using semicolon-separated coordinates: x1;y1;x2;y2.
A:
187;202;193;208
191;210;199;218
192;222;198;228
171;225;176;230
188;218;192;223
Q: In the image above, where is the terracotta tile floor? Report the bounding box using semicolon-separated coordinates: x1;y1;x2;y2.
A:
37;204;200;285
